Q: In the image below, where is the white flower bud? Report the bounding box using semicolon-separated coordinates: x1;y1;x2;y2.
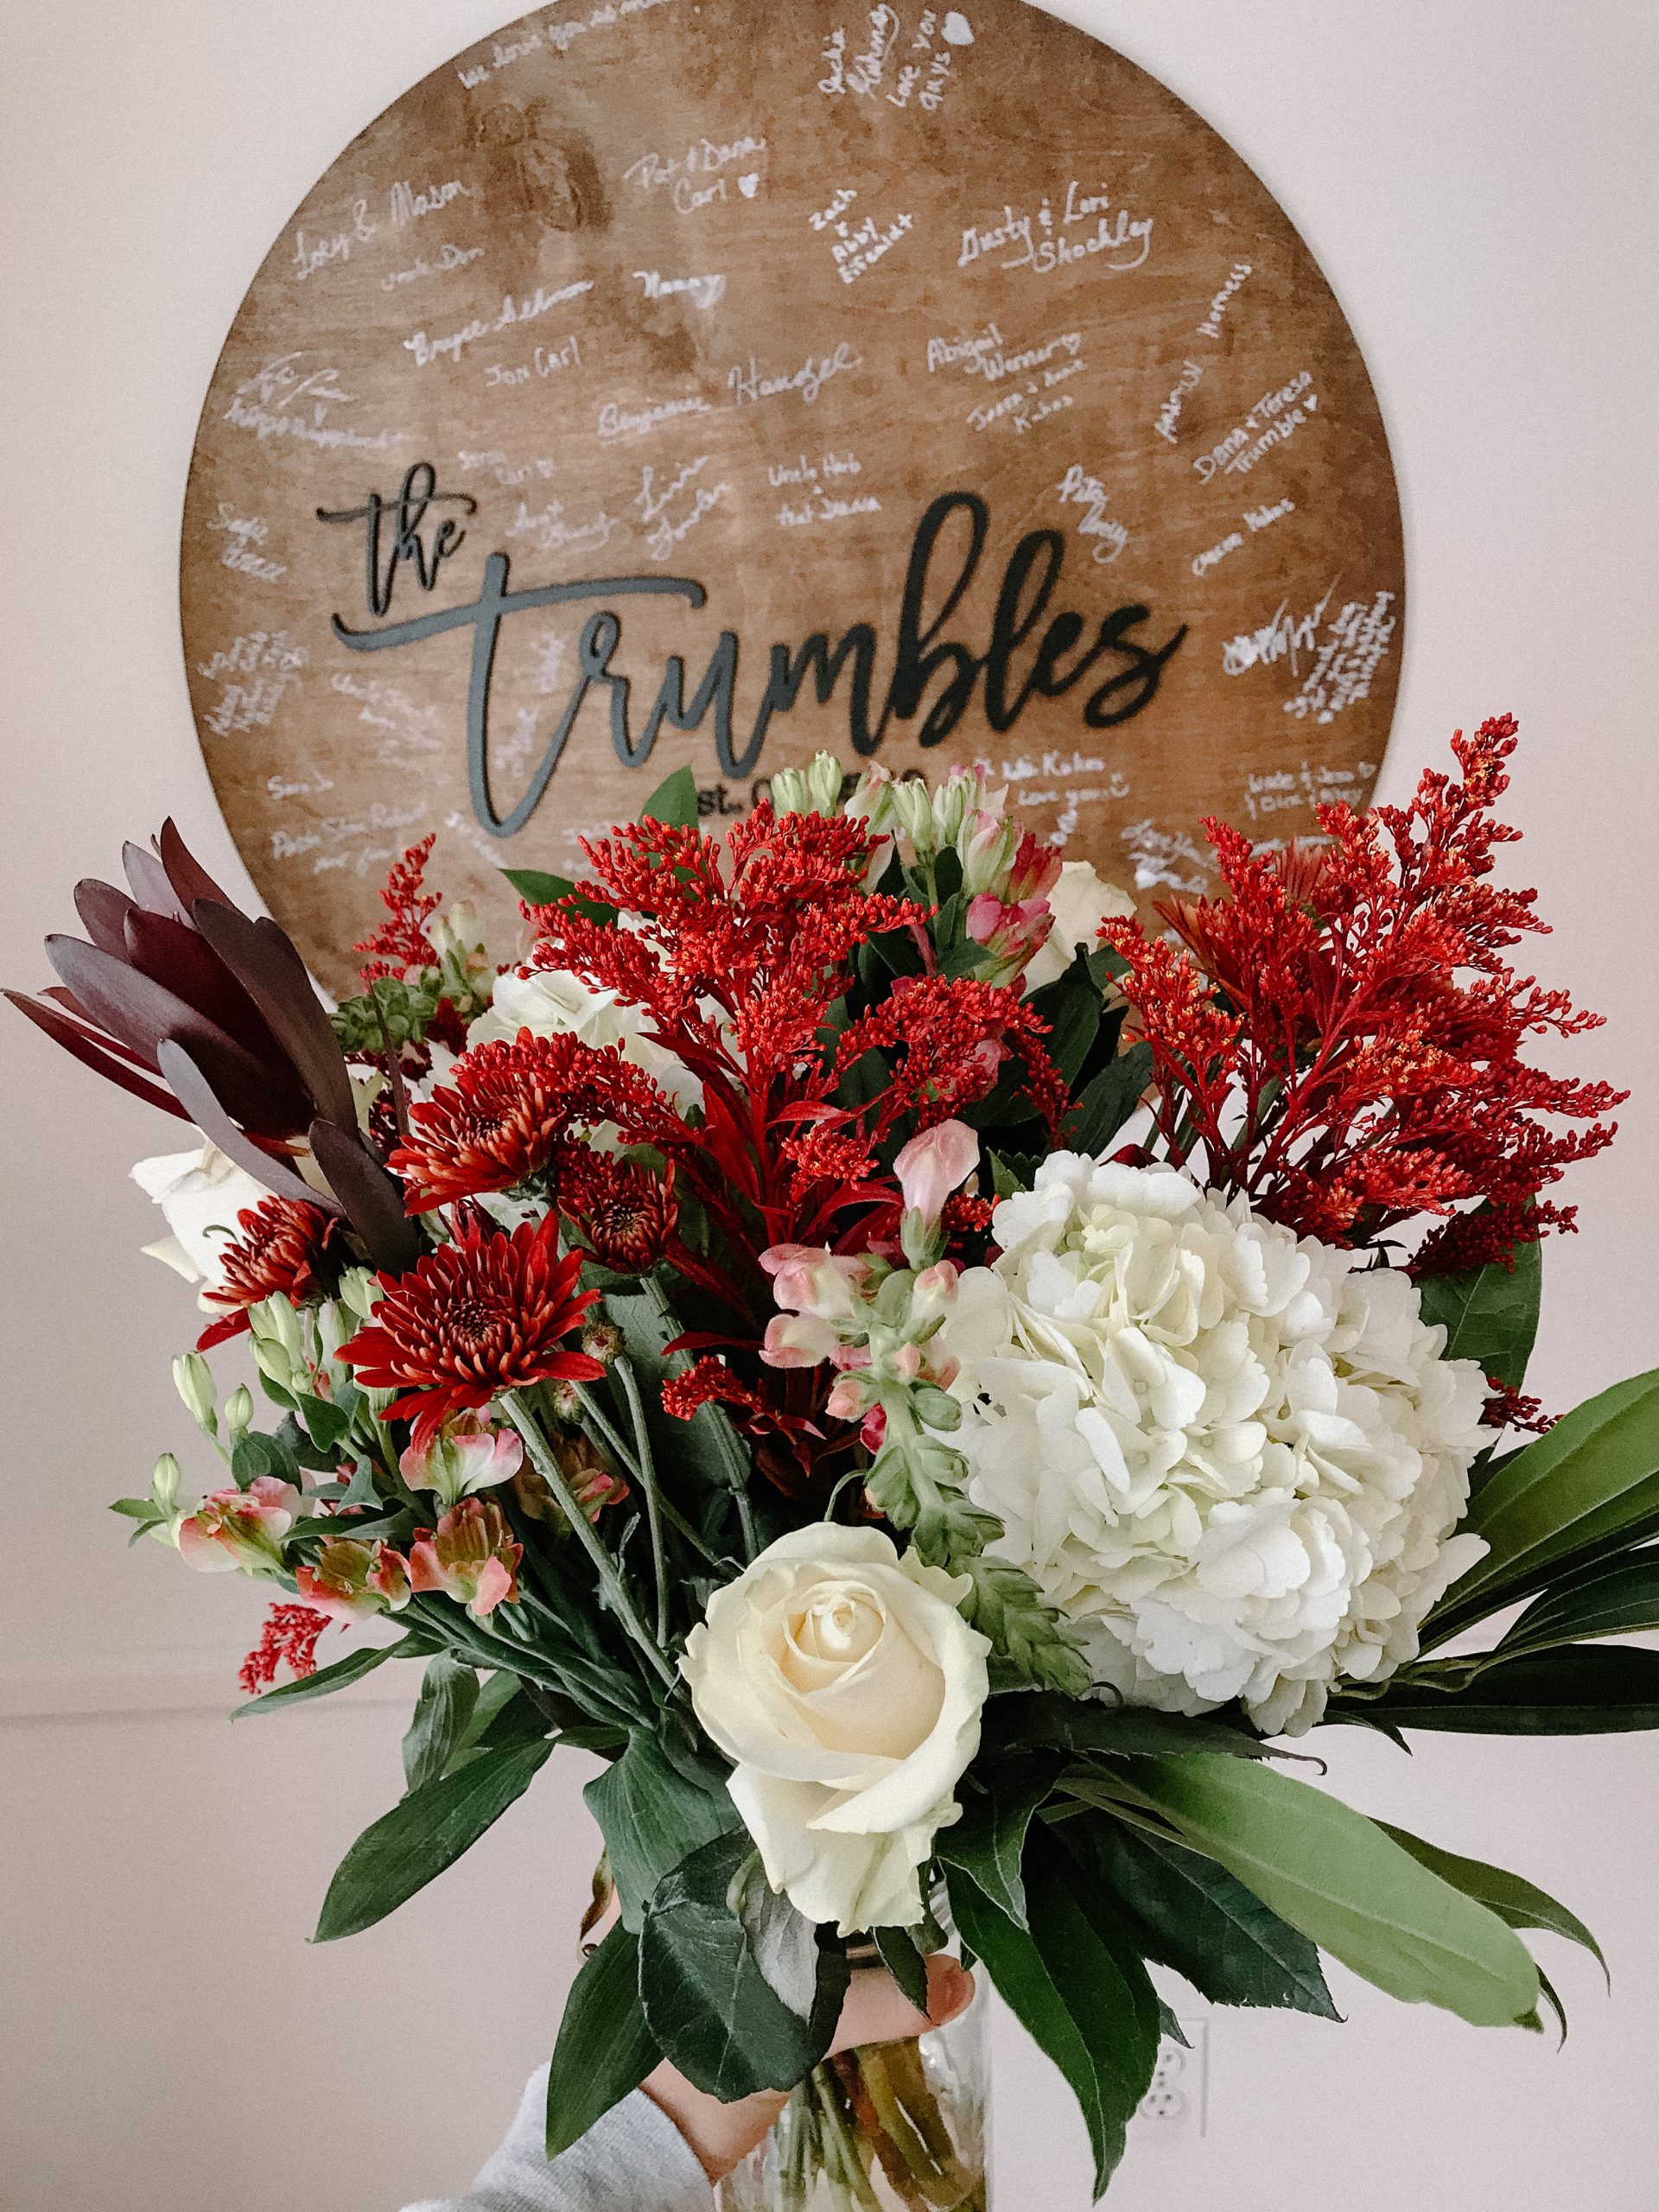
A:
151;1452;181;1515
225;1386;254;1437
335;1268;381;1324
172;1352;217;1435
887;776;936;850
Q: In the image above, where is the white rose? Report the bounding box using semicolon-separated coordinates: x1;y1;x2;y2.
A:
936;1157;1491;1736
682;1526;991;1935
1021;861;1137;991
130;1144;270;1294
469;964;702;1116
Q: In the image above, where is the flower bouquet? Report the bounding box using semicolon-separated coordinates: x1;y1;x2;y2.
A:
14;718;1659;2206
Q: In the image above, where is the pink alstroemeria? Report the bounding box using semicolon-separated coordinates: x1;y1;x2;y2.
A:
177;1478;302;1575
1006;831;1065;906
893;1121;979;1226
400;1411;525;1510
297;1537;411;1622
760;1243;869;1319
967;893;1055;981
408;1497;521;1619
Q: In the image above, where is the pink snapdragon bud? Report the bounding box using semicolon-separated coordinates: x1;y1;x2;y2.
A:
824;1375;871;1422
893;1121;979;1225
400;1411;524;1508
177;1477;302;1574
760;1312;842;1369
297;1537;411;1622
909;1262;960;1321
408;1497;521;1618
861;1405;887;1452
760;1243;868;1319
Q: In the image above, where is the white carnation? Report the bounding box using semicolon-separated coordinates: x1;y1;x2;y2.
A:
936;1157;1491;1735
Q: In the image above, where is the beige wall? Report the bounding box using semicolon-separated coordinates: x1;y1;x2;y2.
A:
3;3;1657;2207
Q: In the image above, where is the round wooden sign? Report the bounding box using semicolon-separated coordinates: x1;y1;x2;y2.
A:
181;0;1403;996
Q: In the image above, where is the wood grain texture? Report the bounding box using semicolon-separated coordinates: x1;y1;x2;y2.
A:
180;0;1403;995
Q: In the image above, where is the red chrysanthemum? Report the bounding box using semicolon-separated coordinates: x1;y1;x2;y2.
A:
340;1213;604;1441
238;1603;331;1696
391;1031;683;1211
197;1198;338;1350
559;1147;678;1273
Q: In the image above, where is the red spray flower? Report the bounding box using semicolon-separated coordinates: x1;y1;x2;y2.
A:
340;1213;604;1441
197;1197;338;1349
391;1031;683;1211
238;1603;332;1696
1101;718;1623;1268
355;835;442;986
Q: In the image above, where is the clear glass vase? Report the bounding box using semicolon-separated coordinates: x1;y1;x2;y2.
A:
717;1939;989;2212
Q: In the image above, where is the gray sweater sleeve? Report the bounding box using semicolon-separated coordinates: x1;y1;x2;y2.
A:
403;2070;713;2212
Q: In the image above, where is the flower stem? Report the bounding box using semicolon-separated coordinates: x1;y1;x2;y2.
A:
500;1392;679;1694
613;1355;671;1647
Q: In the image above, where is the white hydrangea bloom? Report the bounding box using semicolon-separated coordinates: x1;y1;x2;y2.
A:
935;1156;1491;1736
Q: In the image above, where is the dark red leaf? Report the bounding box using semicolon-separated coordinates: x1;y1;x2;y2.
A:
121;908;287;1066
47;937;309;1138
122;842;188;922
73;880;138;957
157;819;235;912
4;990;191;1119
192;903;358;1131
308;1118;423;1272
155;1039;338;1211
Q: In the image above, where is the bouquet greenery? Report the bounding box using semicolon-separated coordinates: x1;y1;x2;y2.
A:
13;717;1658;2203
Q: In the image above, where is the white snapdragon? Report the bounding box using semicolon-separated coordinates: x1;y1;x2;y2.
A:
935;1157;1491;1735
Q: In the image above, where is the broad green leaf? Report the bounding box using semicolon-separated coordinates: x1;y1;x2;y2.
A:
230;1633;425;1719
1065;1043;1153;1158
584;1731;740;1931
873;1924;930;2012
986;1691;1268;1762
728;1850;820;2018
641;764;701;830
639;1828;849;2100
315;1735;553;1941
950;1829;1162;2200
402;1656;480;1796
1077;1815;1338;2018
294;1389;353;1454
1497;1554;1659;1661
1027;957;1101;1086
1121;1754;1538;2026
545;1922;661;2158
935;1755;1062;1929
1377;1823;1605;1983
1417;1230;1541;1393
444;1669;531;1765
501;867;576;906
1443;1370;1659;1623
231;1430;299;1489
1351;1646;1659;1734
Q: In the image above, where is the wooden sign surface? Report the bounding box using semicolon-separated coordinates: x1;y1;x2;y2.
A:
181;0;1404;996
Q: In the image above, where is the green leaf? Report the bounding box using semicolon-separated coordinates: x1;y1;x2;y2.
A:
315;1736;553;1941
728;1850;821;2018
445;1669;530;1764
1376;1823;1605;1983
584;1731;741;1932
1121;1754;1538;2026
231;1429;299;1489
873;1924;930;2012
544;1922;662;2158
1075;1816;1338;2017
111;1497;160;1520
1065;1044;1153;1157
294;1390;353;1455
501;867;577;906
950;1827;1162;2199
230;1633;423;1719
402;1656;480;1796
1496;1553;1659;1660
1416;1228;1541;1393
641;764;700;830
935;1755;1062;1929
1027;957;1101;1086
1350;1646;1659;1734
639;1828;849;2099
986;1691;1268;1762
1441;1370;1659;1624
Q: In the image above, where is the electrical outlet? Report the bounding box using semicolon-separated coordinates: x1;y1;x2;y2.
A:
1132;2019;1208;2141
